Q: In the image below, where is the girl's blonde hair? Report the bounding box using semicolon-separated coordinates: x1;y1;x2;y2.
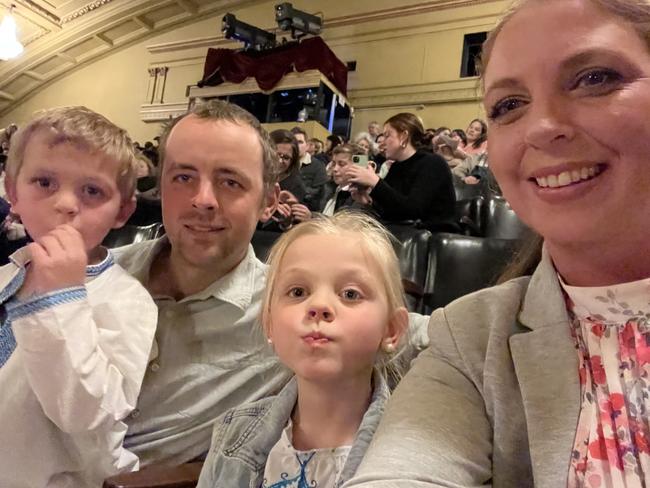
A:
7;106;138;201
261;211;407;365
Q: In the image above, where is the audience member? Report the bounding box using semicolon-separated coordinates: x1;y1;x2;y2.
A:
343;113;457;232
265;130;311;231
347;0;650;485
321;144;363;216
353;132;377;157
0;106;157;486
325;134;344;157
451;128;467;146
270;129;306;203
374;133;388;175
309;138;328;165
0;123;18;149
197;211;408;487
458;118;488;157
135;154;154;178
452;152;490;184
291;127;328;211
368;121;382;140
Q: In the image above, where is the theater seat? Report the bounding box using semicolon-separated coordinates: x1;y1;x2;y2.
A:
103;223;163;249
251;229;283;262
127;196;162;226
481;197;532;240
455;196;484;236
422;233;519;314
453;176;485;201
103;462;202;488
384;224;432;312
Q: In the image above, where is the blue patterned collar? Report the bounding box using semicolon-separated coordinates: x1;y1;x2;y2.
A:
9;246;114;278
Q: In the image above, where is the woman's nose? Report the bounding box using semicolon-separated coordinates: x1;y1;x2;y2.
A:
524;97;576;150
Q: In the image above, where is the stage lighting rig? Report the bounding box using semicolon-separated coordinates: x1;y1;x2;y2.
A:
275;3;322;39
222;13;276;50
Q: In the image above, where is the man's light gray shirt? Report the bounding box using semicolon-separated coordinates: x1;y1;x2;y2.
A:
113;237;292;466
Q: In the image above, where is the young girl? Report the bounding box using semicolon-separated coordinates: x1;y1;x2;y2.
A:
197;211;408;488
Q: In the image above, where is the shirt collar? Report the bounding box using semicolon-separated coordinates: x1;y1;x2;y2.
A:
187;244;260;310
559;273;650;323
9;245;114;280
116;235;261;311
300;153;312;166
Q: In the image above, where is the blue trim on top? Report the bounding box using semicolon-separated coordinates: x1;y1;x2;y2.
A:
6;287;87;321
86;249;114;277
0;320;16;368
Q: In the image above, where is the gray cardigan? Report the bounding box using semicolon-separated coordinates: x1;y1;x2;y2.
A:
345;250;581;487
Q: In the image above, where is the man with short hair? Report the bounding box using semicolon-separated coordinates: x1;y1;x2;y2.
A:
290;126;328;211
114;100;292;466
368;121;382;140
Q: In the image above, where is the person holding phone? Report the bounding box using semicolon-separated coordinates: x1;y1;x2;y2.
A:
344;113;457;231
320;144;366;216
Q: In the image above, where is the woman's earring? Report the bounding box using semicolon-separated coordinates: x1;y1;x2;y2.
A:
400;141;407;148
382;341;396;354
267;337;273;345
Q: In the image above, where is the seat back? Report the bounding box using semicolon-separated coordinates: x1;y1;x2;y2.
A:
251;229;283;262
385;224;432;312
481;197;532;240
103;222;163;249
455;196;484;236
422;233;519;313
127;196;162;226
453;176;485;200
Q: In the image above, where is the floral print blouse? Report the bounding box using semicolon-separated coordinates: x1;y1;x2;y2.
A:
562;277;650;487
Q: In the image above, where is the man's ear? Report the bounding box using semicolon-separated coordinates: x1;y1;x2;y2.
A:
383;306;409;348
112;195;136;230
259;183;280;223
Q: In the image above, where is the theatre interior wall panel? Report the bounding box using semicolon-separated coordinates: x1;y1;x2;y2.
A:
0;0;508;142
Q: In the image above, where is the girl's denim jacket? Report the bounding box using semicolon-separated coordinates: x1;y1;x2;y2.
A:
197;369;390;488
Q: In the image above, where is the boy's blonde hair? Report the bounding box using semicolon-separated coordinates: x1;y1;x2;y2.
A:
7;106;138;200
261;211;407;365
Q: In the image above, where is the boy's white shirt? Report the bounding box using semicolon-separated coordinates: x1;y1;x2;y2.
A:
0;246;158;488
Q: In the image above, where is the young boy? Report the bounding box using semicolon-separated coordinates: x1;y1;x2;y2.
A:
321;144;364;216
0;106;157;487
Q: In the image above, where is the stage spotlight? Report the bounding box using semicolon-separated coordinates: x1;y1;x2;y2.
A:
275;3;322;38
222;13;276;50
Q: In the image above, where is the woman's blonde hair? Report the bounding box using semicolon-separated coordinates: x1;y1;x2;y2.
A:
261;211;406;366
480;0;650;76
7;106;138;201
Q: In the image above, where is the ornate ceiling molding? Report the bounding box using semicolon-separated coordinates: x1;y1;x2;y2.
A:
61;0;115;25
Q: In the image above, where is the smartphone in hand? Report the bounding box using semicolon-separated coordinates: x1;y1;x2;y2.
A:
352;154;369;168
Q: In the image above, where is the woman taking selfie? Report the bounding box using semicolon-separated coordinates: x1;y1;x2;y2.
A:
346;0;650;486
